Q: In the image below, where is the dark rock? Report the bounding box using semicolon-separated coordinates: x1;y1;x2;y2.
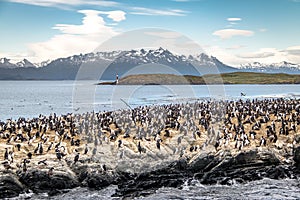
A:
18;169;79;193
188;153;216;172
197;149;281;184
114;161;188;198
265;165;291;179
0;147;297;198
293;145;300;169
84;172;115;189
0;173;24;198
72;165;116;189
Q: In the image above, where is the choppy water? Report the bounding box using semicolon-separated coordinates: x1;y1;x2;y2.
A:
13;178;300;200
1;81;300;121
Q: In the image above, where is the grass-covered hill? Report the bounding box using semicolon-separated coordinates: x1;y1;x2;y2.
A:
98;72;300;85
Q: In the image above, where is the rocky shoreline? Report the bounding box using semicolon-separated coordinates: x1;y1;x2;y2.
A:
1;146;300;199
1;99;300;198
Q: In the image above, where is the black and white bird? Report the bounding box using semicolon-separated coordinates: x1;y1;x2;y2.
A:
260;136;266;146
47;142;53;152
55;149;62;161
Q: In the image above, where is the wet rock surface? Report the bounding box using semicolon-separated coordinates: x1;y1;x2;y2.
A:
0;147;299;199
16;168;79;196
0;173;24;198
293;145;300;170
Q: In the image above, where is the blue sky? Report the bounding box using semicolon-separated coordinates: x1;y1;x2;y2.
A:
0;0;300;66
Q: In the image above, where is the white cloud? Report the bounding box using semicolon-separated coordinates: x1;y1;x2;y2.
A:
145;31;182;39
53;10;114;35
23;9;123;62
284;46;300;56
103;10;126;22
130;7;188;16
213;29;254;39
0;52;35;63
227;18;241;22
8;0;118;8
225;45;246;50
236;48;297;64
205;46;300;66
205;45;246;66
237;51;275;59
283;46;300;64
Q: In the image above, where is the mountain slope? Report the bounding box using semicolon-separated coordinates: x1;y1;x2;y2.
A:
240;61;300;74
0;48;238;80
1;48;300;80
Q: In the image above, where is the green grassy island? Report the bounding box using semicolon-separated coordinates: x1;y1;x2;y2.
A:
98;72;300;85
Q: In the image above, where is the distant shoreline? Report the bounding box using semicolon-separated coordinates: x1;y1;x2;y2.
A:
97;72;300;85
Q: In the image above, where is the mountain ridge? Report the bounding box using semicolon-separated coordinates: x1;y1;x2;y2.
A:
0;47;300;80
239;61;300;73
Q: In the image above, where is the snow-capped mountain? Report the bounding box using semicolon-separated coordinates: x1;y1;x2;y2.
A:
0;58;16;68
0;47;300;80
43;47;229;67
0;58;40;68
240;61;300;73
34;47;236;79
16;59;36;68
37;59;52;67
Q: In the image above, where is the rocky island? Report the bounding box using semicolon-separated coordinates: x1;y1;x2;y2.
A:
1;98;300;198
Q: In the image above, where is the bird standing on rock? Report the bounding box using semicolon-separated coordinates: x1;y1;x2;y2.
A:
102;164;107;172
34;143;39;154
118;140;122;148
23;159;29;172
4;148;8;160
47;142;53;152
2;161;12;170
16;144;21;151
55;149;62;161
74;152;80;164
39;142;43;154
260;136;266;146
84;144;88;154
38;159;47;166
48;167;54;176
156;139;161;150
27;152;32;159
138;141;142;154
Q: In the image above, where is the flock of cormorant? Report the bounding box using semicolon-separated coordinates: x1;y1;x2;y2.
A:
1;98;300;174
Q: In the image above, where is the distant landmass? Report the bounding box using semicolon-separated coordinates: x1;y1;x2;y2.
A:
98;72;300;85
1;48;300;80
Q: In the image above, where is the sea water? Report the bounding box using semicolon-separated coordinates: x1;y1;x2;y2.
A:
13;178;300;200
1;81;300;121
